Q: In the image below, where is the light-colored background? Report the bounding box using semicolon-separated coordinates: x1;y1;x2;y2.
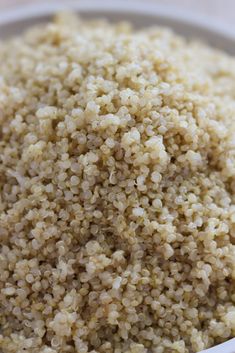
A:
0;0;234;25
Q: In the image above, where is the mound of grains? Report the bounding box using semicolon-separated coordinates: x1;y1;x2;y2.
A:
0;13;235;353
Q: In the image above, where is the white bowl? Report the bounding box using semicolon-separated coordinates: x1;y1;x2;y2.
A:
0;1;234;353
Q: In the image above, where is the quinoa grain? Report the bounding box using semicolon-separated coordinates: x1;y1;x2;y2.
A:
0;13;235;353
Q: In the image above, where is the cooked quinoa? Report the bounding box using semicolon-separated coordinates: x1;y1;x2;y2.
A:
0;13;235;353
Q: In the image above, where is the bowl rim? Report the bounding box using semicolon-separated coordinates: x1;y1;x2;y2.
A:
0;1;234;352
0;0;235;40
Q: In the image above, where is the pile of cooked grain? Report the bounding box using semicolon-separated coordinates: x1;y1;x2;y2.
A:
0;13;235;353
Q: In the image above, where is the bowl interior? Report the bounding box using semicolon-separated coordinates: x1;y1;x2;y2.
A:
0;2;235;56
